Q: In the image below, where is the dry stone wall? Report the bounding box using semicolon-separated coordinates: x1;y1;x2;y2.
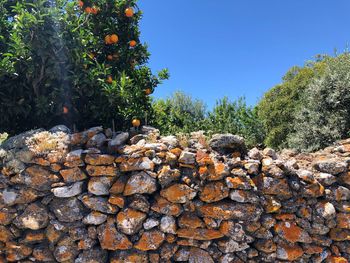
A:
1;125;350;262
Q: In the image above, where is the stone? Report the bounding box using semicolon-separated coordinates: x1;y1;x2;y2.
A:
157;165;181;188
143;217;160;230
110;250;148;263
188;247;214;263
116;208;147;235
97;218;132;250
14;203;48;230
219;221;247;241
217;239;249;253
86;165;118;176
0;225;13;242
208;162;230;181
199;201;262;221
263;148;277;159
178;213;205;229
254;239;277;253
109;175;128;194
160;215;177;234
5;242;33;262
51;181;84;197
64;149;84;167
83;211;108;225
177;228;224;240
260;176;292;198
248;147;263;160
274;221;312;243
315;201;336;219
330;228;350;241
297;169;315;183
336;213;350;229
81;195;118;214
60;167;87;183
314;159;347;175
315;172;337;186
160;184;197;203
32;246;55;262
276;243;303;261
129;194;150;212
151;195;183;216
108;132;129;149
123;171;157;196
85;154;115;165
120;157;154;171
0;208;17;225
50;197;86;222
75;248;108;263
199;181;229;203
54;237;78;262
108;195;125;208
178;151;196;164
244;162;260;175
134;230;165;251
230;190;259;203
333;186;350;201
86;133;106;148
88;176;114;196
209;134;246;154
225;176;252;190
18;165;60;191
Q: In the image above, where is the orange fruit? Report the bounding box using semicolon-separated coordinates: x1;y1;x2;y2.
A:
145;88;152;95
110;34;119;44
106;76;113;84
125;7;134;17
105;35;112;44
91;6;99;14
85;7;92;13
132;119;141;127
129;40;137;47
78;0;84;8
63;106;69;114
107;55;113;61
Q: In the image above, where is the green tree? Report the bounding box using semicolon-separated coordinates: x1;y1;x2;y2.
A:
257;60;326;149
287;53;350;151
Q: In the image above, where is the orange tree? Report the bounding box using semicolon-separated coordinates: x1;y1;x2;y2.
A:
0;0;168;134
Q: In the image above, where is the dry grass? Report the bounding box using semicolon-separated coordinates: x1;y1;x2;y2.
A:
25;131;69;156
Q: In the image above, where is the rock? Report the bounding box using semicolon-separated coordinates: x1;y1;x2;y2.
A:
143;217;160;230
85;154;115;165
274;221;312;243
315;172;337;185
157;165;181;188
108;132;129;150
199;181;229;203
64;149;84;167
83;211;108;225
32;246;55;262
199;201;262;221
123;171;157;196
297;169;315;183
81;195;118;214
151;195;183;216
60;167;87;183
179;151;196;164
263;148;277;159
88;177;114;196
75;248;108;263
254;239;277;253
54;237;78;262
0;208;17;225
86;133;106;148
248;147;263;160
109;175;128;194
1;128;44;150
230;190;259;203
315;202;336;219
116;208;147;235
336;213;350;229
0;225;13;242
244;162;260;175
120;157;155;172
314;159;347;175
50;197;86;222
86;165;118;176
160;184;197;203
276;243;303;261
134;230;165;251
0;188;41;207
189;247;214;263
260;177;292;199
208;162;230;181
5;242;33;262
14;203;48;230
110;250;148;263
18;165;60;191
217;239;249;253
128;194;150;212
49;125;71;134
97;218;132;250
225;176;252;190
177;228;224;240
160;215;176;234
178;213;205;229
51;182;84;197
209;134;246;154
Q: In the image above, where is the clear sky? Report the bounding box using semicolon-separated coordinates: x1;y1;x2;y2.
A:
138;0;350;108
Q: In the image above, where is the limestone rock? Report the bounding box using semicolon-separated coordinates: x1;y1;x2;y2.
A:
199;181;229;203
97;218;132;250
123;171;157;196
14;203;48;230
160;184;197;203
134;230;165;251
116;208;147;235
51;181;84;197
209;134;246;154
50;197;86;222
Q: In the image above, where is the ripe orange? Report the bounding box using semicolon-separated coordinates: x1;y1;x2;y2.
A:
110;34;119;44
105;35;112;44
85;7;92;13
107;55;113;61
63;106;69;114
106;76;113;84
132;119;141;127
145;88;152;95
125;7;134;17
78;0;84;8
129;40;137;47
91;6;99;14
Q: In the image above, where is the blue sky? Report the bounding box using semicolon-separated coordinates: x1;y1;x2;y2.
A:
138;0;350;108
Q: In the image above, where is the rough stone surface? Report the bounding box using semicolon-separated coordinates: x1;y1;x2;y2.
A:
2;126;350;262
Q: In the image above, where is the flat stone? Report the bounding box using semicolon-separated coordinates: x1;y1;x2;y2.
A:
157;165;181;188
5;242;32;262
88;177;114;196
199;181;229;203
120;157;155;172
51;181;84;197
116;208;147;235
0;208;17;225
64;149;84;167
151;195;183;216
81;195;118;214
60;167;87;182
337;213;350;229
254;239;277;253
143;218;160;230
160;184;197;203
86;165;118;176
110;250;148;263
75;248;108;263
134;230;165;251
189;247;214;263
274;221;312;243
260;176;292;199
32;246;55;262
179;151;196;164
160;215;177;234
217;239;249;253
108;132;129;149
54;237;78;262
209;134;246;154
314;159;347;175
85;154;115;165
83;211;108;225
229;190;259;203
14;203;48;230
178;213;204;229
276;243;303;261
315;202;336;219
123;171;157;196
97;218;132;250
128;194;150;213
177;228;224;240
86;133;106;148
50;197;86;222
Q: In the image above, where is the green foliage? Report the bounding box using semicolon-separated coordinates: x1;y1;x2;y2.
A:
257;60;326;149
287;53;350;151
207;97;265;147
151;91;207;135
0;0;168;134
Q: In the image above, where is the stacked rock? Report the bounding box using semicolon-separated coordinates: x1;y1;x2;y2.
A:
0;126;349;262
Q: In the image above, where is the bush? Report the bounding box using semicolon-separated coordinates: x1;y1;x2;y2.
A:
0;0;168;135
